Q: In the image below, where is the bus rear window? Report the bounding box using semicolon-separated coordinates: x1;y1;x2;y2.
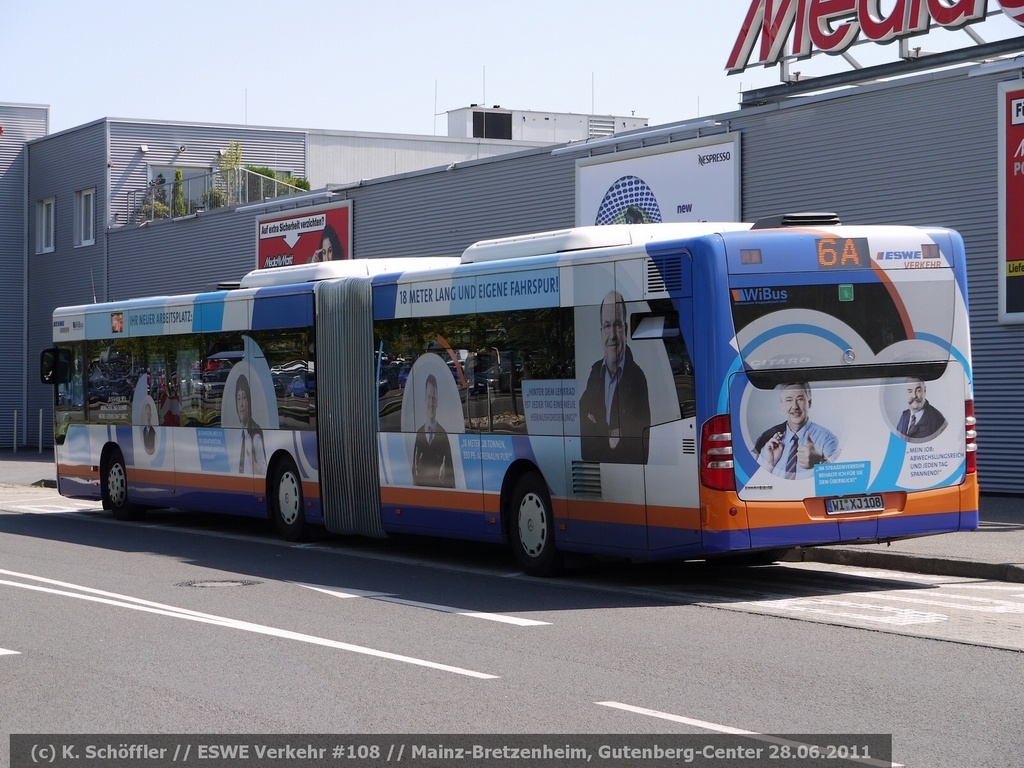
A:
731;276;955;373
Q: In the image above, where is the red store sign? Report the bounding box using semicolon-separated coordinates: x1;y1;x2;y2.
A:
727;0;990;74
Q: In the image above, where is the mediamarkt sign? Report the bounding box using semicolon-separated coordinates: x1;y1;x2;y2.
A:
727;0;989;74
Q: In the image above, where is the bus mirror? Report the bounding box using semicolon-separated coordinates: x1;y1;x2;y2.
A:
40;348;71;385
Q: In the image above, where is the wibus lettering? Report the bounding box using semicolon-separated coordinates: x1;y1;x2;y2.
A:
733;286;788;303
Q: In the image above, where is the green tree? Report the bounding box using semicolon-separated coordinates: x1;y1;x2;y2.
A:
217;141;244;205
171;169;187;217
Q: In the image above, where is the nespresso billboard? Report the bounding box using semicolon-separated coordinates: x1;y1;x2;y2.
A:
727;0;1020;74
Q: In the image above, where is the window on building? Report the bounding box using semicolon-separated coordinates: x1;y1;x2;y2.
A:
36;197;55;253
75;188;95;247
472;111;512;140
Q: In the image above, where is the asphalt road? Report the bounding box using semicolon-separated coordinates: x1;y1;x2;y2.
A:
2;488;1023;768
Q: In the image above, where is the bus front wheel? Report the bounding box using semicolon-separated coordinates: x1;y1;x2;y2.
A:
104;448;143;521
508;473;562;577
270;457;307;542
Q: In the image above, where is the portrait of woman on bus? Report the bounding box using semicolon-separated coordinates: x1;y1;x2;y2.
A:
235;374;267;476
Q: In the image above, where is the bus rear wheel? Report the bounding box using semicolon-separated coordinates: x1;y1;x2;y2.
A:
270;457;307;542
104;448;143;521
508;473;562;577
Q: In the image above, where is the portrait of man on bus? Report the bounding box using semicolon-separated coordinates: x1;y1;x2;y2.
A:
896;376;947;442
413;372;455;487
579;290;651;464
753;382;839;479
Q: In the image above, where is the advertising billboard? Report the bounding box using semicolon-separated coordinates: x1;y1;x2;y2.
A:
256;200;352;269
575;134;739;227
999;80;1024;322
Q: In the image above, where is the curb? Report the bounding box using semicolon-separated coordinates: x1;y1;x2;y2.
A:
787;546;1024;583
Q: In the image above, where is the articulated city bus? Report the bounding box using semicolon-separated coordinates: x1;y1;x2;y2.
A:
41;214;978;575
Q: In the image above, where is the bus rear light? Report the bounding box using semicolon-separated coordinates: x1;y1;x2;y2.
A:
701;414;736;491
965;399;977;474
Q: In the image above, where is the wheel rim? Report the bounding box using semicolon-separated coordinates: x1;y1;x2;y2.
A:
517;491;548;558
108;462;127;508
276;470;301;526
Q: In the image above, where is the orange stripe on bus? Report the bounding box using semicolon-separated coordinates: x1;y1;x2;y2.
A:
647;504;702;531
382;486;490;512
56;463;96;481
565;499;646;526
701;484;975;532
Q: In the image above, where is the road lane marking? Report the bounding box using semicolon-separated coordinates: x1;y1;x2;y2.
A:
0;569;497;679
0;648;19;656
743;596;949;625
297;582;551;626
873;592;1024;613
12;504;98;514
596;702;901;768
374;596;551;625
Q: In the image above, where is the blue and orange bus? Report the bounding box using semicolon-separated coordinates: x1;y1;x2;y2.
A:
41;214;978;575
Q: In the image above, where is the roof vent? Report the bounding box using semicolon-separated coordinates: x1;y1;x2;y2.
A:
751;212;841;229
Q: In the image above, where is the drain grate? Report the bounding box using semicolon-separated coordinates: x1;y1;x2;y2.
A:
175;579;261;588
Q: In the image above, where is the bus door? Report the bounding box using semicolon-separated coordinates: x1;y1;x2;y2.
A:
571;256;701;552
636;301;702;551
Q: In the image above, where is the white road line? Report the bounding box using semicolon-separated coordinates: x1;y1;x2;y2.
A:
740;596;949;626
875;592;1024;613
596;702;901;768
294;583;393;599
296;582;551;626
374;596;551;626
0;569;497;680
13;504;95;514
0;648;20;656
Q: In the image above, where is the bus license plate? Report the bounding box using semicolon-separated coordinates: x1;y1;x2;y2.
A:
826;495;885;515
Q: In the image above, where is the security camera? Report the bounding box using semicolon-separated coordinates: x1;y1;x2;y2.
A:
178;145;187;153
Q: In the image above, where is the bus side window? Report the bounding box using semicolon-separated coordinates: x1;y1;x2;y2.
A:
665;335;696;418
632;309;695;419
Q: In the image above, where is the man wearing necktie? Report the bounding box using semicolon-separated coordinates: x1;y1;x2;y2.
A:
579;290;651;464
896;376;947;442
754;382;840;479
413;373;455;487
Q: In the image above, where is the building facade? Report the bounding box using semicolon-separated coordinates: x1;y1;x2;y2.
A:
8;64;1024;491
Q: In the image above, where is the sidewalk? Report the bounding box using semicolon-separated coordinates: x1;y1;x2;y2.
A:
788;494;1024;583
0;450;1020;581
0;448;57;488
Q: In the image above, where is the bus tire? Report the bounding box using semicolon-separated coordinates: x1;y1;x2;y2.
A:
270;457;307;542
104;448;143;521
508;473;562;577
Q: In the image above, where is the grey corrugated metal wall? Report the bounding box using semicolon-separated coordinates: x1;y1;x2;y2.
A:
107;120;307;229
27;122;108;450
0;105;47;449
345;147;577;259
306;129;547;188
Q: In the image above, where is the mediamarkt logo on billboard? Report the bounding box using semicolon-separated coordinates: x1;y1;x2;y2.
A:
727;0;988;74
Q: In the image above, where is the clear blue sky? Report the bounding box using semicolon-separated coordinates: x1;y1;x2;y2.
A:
3;1;1022;137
